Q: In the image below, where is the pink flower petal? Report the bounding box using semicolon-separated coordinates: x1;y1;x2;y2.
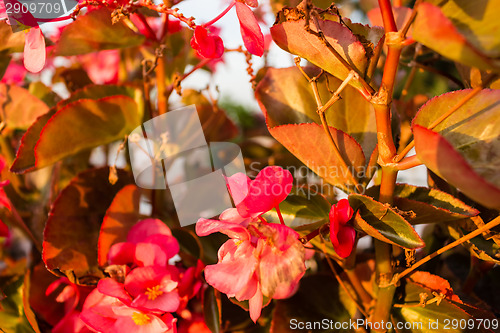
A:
204;240;257;295
135;242;168;267
248;285;263;323
131;291;180;313
144;234;180;259
127;219;172;243
334;199;353;224
225;173;250;205
23;27;46;73
237;166;293;217
108;242;136;265
196;218;250;239
97;279;132;304
190;26;224;59
333;225;356;258
235;2;264;56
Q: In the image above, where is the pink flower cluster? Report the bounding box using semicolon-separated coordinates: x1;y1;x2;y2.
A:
79;219;203;333
196;166;306;322
190;0;264;59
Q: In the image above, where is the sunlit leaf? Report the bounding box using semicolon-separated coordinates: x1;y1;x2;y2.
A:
97;185;143;266
0;22;24;53
349;194;424;249
262;186;331;231
413;1;500;72
256;67;368;191
43;168;132;283
52;8;145;56
11;85;143;173
392;272;497;332
0;83;49;130
368;184;479;225
271;1;383;90
413;89;500;209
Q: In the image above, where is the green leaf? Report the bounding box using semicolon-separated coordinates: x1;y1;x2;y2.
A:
349;194;425;249
413;89;500;209
43;167;132;283
271;274;357;333
392;271;498;332
271;2;383;90
370;184;479;225
256;67;369;191
203;286;222;333
28;82;61;108
97;185;143;266
0;276;38;333
11;85;143;173
414;1;500;72
52;8;145;56
0;83;49;130
261;186;331;231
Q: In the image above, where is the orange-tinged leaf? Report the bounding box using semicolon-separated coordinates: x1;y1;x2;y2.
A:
98;185;142;266
0;83;49;130
11;94;142;173
271;2;383;90
256;67;374;190
413;89;500;209
43;168;132;282
52;8;145;56
413;2;500;72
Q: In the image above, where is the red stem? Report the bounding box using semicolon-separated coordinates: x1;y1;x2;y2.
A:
202;1;236;27
275;205;285;225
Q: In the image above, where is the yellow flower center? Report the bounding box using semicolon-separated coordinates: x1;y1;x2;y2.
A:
145;285;164;300
132;312;151;326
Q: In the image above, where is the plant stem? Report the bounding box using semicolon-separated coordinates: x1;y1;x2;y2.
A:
396;215;500;282
370;1;403;328
202;1;235;27
396;154;422;170
156;51;168;115
275;206;285;225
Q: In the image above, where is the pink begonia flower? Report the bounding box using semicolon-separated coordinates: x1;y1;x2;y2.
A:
196;218;305;322
329;199;356;258
190;26;224;59
1;62;26;84
124;266;180;313
235;1;264;56
80;288;177;333
107;219;180;267
45;277;93;333
177;260;204;311
231;166;293;218
80;50;119;84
